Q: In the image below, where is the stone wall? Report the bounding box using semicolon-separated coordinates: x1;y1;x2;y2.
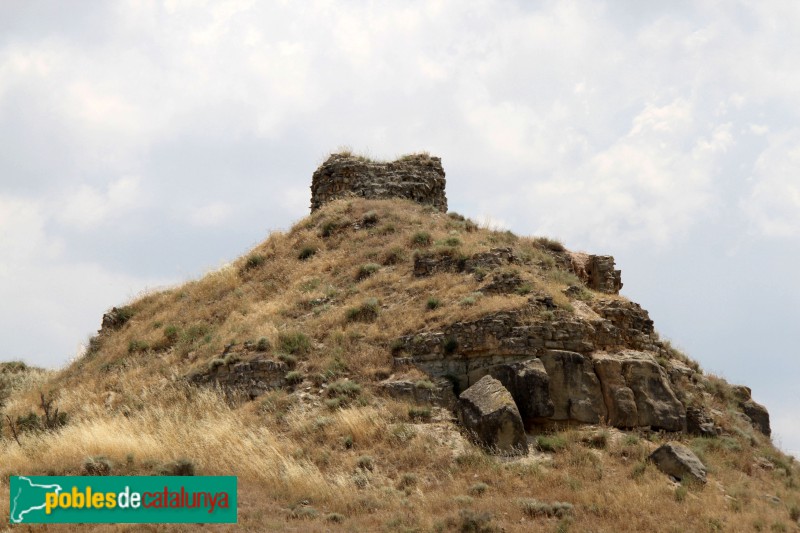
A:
310;153;447;213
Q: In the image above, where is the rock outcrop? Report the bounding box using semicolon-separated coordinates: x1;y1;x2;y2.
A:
480;270;525;294
379;377;457;409
593;351;685;431
190;356;287;399
457;375;528;455
649;442;708;484
413;247;515;277
569;252;623;294
732;385;771;436
100;307;132;332
540;350;607;424
311;153;447;213
741;400;771;436
686;407;719;437
392;293;698;431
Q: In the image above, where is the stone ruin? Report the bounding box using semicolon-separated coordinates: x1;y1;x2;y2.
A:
187;151;770;457
311;152;623;294
310;152;448;213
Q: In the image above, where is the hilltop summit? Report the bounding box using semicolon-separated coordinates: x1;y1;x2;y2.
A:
0;152;796;532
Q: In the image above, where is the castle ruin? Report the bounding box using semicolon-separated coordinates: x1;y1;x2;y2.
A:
310;153;447;213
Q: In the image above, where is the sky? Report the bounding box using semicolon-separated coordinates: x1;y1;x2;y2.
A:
1;0;798;456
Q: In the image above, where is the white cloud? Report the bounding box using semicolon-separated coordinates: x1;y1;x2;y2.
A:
282;186;311;217
0;192;171;366
742;131;800;238
0;196;50;266
188;201;232;228
476;214;508;231
522;101;732;247
56;176;145;229
770;407;800;459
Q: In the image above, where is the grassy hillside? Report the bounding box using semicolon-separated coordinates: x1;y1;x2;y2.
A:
1;198;798;532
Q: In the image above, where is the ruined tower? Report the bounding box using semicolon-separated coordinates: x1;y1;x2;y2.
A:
310;153;448;213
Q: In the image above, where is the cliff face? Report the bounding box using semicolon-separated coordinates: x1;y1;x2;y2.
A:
390;277;761;436
311;153;448;213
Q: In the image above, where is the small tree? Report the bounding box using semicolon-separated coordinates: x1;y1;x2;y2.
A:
39;392;68;430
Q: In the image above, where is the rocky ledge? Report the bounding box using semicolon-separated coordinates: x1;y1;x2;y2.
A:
391;295;770;443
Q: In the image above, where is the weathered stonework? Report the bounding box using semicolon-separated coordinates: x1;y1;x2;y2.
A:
310;153;447;213
178;152;769;443
413;247;515;277
190;356;287;399
480;270;525;294
569;252;623;294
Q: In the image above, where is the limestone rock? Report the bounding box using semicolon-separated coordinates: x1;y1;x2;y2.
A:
100;307;132;331
649;442;707;484
741;399;771;436
489;358;554;427
480;270;524;294
594;351;685;431
539;350;607;424
686;407;719;437
190;356;287;399
569;252;622;294
379;377;456;409
731;384;771;436
413;247;514;277
592;353;638;428
457;375;528;455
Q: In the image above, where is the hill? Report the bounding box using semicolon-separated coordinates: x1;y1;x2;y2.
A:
1;153;798;532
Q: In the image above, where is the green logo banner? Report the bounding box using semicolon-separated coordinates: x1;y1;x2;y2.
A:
9;476;237;524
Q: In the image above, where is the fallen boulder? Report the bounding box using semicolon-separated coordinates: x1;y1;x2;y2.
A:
458;375;528;456
648;442;707;484
489;358;554;428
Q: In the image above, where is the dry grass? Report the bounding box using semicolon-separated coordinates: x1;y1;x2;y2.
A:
1;197;797;531
3;395;797;531
47;197;580;389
